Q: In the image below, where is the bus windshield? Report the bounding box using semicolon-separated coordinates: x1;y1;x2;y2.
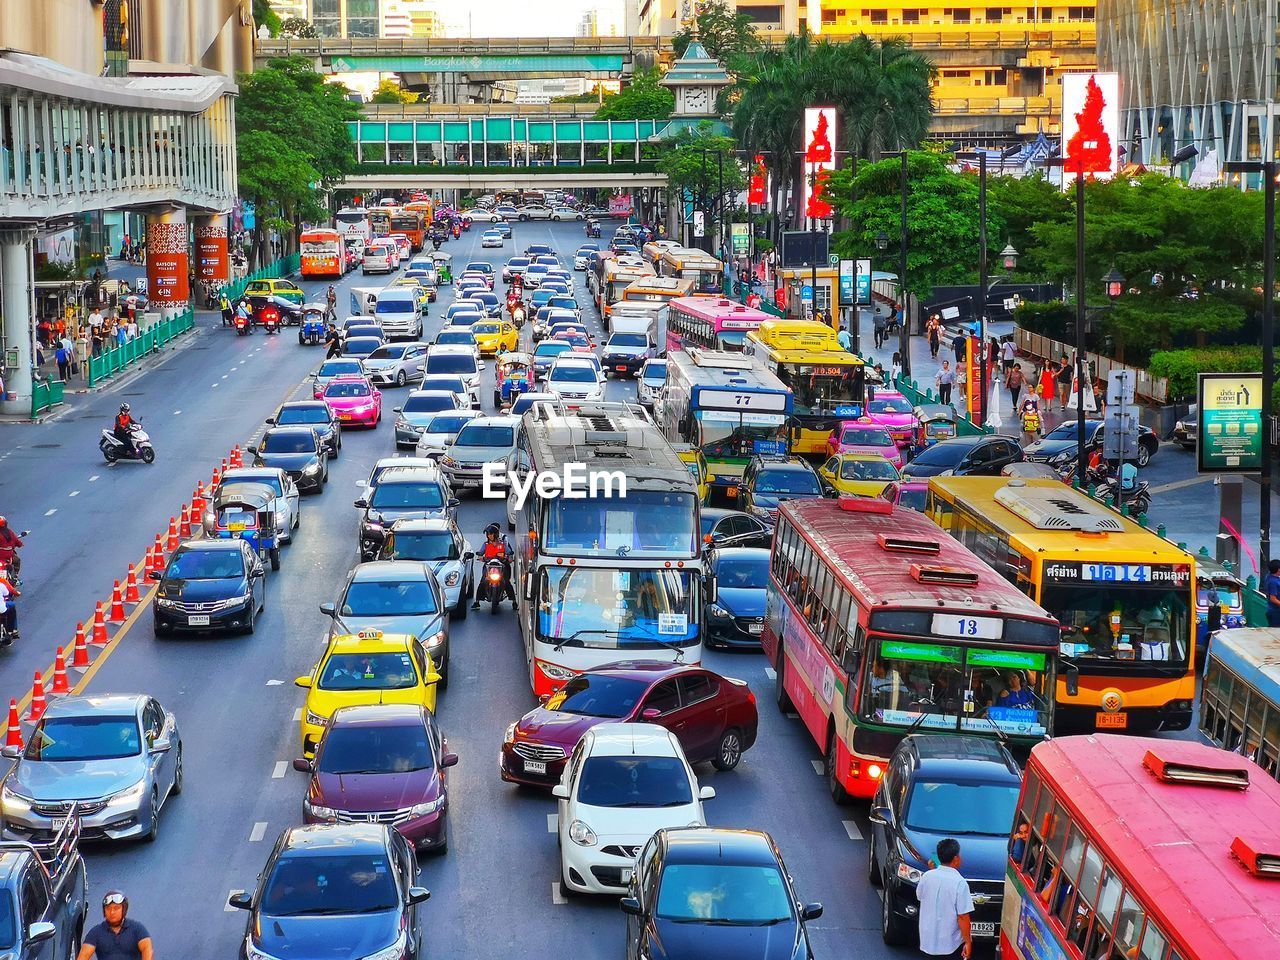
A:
696;411;787;459
860;637;1051;737
680;269;722;294
776;363;862;414
542;491;698;558
537;567;698;647
1046;584;1190;666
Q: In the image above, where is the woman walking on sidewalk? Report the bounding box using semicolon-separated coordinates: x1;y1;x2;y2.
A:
1007;363;1025;408
1038;361;1057;412
928;319;940;359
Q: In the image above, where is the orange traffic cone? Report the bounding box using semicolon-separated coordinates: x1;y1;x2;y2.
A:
152;533;166;565
165;516;180;553
26;672;46;722
192;481;206;516
231;445;243;468
179;503;192;538
71;622;90;668
108;580;126;622
5;700;21;750
221;457;230;477
124;566;141;603
211;466;221;489
91;602;109;644
51;649;70;695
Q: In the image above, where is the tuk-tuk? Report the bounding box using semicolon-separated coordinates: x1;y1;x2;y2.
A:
299;303;330;345
912;403;958;452
671;443;710;503
431;250;452;284
494;351;535;408
1196;559;1247;663
206;482;282;570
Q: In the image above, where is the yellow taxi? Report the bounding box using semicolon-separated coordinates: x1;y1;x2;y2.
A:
672;443;710;502
818;452;901;497
294;630;441;757
244;278;305;305
472;320;520;356
391;275;431;313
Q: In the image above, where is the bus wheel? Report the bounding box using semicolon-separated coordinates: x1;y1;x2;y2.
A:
825;732;852;805
774;652;793;713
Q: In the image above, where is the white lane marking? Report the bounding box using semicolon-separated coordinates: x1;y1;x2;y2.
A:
44;509;56;517
355;480;366;487
810;759;824;775
764;667;777;680
266;679;284;686
249;822;268;843
551;882;567;905
89;475;99;482
221;374;228;380
68;490;79;498
172;409;181;416
293;707;302;722
843;820;863;841
272;761;288;779
547;814;557;833
225;891;245;913
211;383;219;388
785;712;799;720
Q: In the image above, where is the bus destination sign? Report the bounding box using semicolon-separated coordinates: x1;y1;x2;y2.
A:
1042;562;1191;588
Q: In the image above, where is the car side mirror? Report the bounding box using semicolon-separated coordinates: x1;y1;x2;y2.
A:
1065;661;1080;697
620;897;642;916
393;406;403;413
463;551;475;561
698;785;716;801
265;417;276;425
294;675;313;689
247;446;258;454
227;892;252;911
408;886;431;905
150;738;171;754
292;758;313;772
354;498;368;508
447;498;460;508
319;602;336;617
1;745;20;760
641;708;661;721
869;805;893;826
551;784;569;800
147;569;162;581
441;752;459;768
27;922;56;945
800;903;824;921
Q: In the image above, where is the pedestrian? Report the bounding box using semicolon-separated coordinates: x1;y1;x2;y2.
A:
837;322;853;353
916;838;974;959
952;333;966;366
1056;354;1073;409
1265;559;1280;629
324;323;342;359
1093;378;1107;416
127;316;138;341
891;351;903;383
928;321;941;360
1006;363;1024;408
55;343;69;381
1001;338;1016;378
1038;361;1057;412
219;291;232;327
60;333;75;377
935;360;954;405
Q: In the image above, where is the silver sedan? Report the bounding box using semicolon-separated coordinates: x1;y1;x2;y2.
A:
0;694;182;843
362;342;429;388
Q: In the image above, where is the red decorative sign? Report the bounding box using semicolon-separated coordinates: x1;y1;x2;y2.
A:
805;168;833;220
1064;75;1113;177
147;220;189;308
802;107;837;221
748;154;767;206
804;112;833;164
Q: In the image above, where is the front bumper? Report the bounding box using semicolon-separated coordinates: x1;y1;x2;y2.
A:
602;356;644;375
3;794;152;842
441;462;491;489
155;598;254;633
561;838;643;894
334;408;378;429
395;423;427;447
499;743;568;787
1055;701;1193;733
885;877;1002;939
304;804;447;848
287;469;325;493
706;615;765;648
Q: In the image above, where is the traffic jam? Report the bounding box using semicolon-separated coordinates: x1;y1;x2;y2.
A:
0;190;1274;960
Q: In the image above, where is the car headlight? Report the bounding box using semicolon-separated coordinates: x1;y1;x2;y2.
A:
708;604;729;619
440;456;457;467
303;798;337;822
504;722;516;744
568;819;597;846
896;862;924;883
1;783;31;813
107;780;148;806
422;629;445;650
305;709;326;727
363;931;408;960
156;597;177;608
245;937;278;960
303;462;321;475
444;571;459;587
410;796;444;817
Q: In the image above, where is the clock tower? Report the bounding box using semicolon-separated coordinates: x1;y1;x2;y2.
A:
660;33;731;121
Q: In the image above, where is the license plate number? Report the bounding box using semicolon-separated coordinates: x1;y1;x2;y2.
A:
1096;712;1128;729
49;818;67;831
726;487;738;498
228;521;246;531
748;623;763;634
616;365;627;371
620;867;633;884
339;413;353;420
972;922;996;938
524;760;547;775
188;615;211;626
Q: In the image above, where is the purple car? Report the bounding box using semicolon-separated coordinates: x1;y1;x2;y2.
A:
298;704;457;852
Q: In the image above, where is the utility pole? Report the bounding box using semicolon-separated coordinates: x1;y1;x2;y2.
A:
977;152;988;426
898;151;911;378
1074;170;1087;490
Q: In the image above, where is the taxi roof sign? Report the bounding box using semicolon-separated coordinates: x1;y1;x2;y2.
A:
357;629;384;640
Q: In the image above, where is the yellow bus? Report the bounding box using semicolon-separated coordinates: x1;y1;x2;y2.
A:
742;319;866;455
657;247;724;295
598;258;656;319
926;476;1197;733
621;275;694;307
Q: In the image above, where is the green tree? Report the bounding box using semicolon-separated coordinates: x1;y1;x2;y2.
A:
595;67;674;121
252;0;281;37
369;78;419;104
279;17;318;38
235;57;360;265
673;1;761;65
986;172;1070;279
656;128;746;247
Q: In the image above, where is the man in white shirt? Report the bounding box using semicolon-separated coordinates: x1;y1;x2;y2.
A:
916;838;974;958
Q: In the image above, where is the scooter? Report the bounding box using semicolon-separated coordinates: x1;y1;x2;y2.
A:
263;313;280;335
0;533;29;588
234;314;252;337
100;424;156;464
477;557;512;615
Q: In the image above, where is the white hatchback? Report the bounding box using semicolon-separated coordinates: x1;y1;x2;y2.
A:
546;356;605;402
553;724;714;896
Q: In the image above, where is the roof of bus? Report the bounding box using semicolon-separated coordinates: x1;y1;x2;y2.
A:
1031;734;1280;958
1208;628;1280;699
747;319;861;364
669;297;772;323
927;476;1193;563
661;247;723;267
667;349;788;394
780;497;1054;621
626;276;693;293
603;260;656;278
523;404;694;489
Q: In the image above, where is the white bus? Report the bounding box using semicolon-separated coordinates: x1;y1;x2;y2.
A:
335;206;370;257
507;401;709;695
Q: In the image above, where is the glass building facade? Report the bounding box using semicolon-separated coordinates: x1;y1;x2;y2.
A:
312;0;382;38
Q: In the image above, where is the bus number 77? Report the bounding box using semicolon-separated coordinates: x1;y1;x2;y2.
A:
733;395;753;407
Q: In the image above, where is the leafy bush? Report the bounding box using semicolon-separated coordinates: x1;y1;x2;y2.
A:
1148;346;1262;400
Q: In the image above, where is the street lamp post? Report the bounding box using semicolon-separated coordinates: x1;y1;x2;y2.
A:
898;152;911;378
809;162;819;322
1104;264;1126;511
1073;170;1087;489
977;152;989;426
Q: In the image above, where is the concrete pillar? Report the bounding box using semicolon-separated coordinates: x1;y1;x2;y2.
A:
0;229;36;415
146;206;189;321
194;213;230;287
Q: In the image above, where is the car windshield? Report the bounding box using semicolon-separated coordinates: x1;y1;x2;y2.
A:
261;853;400;916
319;361;361;378
167;549;245;579
403;395;455;414
641;363;667;384
841;426;893;446
656;864;792;924
508;259;529;268
474;324;500;335
366;345;408;361
436;331;475;345
345;338;381;354
454;425;514;447
390;530;458;560
320;655;419;691
277;407;329;425
1044;423;1080;440
549;299;577;310
715;554;770;589
325;382;371;398
551;365;596;383
869;396;913;415
422;378;466;394
425;413;473;434
545;674;648;718
911;442;969;468
754;469;820;496
228;474;283;497
427;354;477;375
576;755;693;808
898;486;927;511
538;568;698;646
609;334;647;347
904;780;1021;836
0;894;14;950
342;579;438;617
317;724;434;775
369;482;446;510
25;714;141;761
375;299;413;314
840;459;899;481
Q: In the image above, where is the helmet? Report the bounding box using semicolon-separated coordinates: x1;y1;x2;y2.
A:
484;523;500;539
119;403;130;414
102;890;128;916
0;517;6;528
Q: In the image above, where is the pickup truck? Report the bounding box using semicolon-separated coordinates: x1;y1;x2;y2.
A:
0;812;88;960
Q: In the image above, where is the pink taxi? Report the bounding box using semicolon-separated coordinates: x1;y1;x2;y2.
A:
321;374;382;429
865;390;918;447
827;418;903;469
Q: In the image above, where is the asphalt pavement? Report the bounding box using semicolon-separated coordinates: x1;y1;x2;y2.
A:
0;219;914;960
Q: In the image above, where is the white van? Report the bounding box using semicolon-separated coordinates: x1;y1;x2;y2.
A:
374;287;422;340
424;345;481;405
362;241;397;275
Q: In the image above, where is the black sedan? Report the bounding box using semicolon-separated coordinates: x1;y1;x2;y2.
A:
901;435;1024;479
151;539;266;636
700;508;773;550
245;294;304;326
267;400;341;458
1024;419;1159;468
250;427;329;494
622;828;821;960
706;548;770;649
230;823;429;960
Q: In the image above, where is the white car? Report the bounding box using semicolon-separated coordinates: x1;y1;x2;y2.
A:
481;230;505;248
550;206;584;221
424;344;482;406
439;415;519;490
516;204;554;221
379;516;473;617
573;246;598;270
461;208;504;222
636;358;668;408
502;257;531;282
553;724;713;896
546;356;605;402
420;375;479;410
361;342;429;388
414;410;479;459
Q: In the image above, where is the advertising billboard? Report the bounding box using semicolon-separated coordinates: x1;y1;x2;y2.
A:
802;107;837;221
1061;73;1119;183
1197;372;1265;474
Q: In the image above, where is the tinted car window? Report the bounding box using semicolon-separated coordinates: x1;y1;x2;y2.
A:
550;366;597;383
261;853;399;915
754;469;820;496
715;554;769;588
366;345;408;361
369;482;445;509
454;425;514;447
317;724;434;774
402;395;456;414
325;382;371;398
342;580;439;616
167;549;245;579
904;780;1020;836
911;441;970;468
576;756;692;807
546;674;647;718
426;354;478;375
655;864;791;922
318;360;362;378
25;715;141;761
390;531;458;560
319;652;419;691
277;407;330;425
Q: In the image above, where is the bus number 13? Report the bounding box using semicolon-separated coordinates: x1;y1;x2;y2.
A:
955;618;980;636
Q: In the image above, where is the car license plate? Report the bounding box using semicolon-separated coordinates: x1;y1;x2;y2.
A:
748;623;763;634
1096;712;1128;729
972;922;996;938
49;818;67;831
188;615;211;626
726;486;738;498
339;413;353;420
621;867;633;884
616;365;627;371
524;760;547;775
228;521;247;531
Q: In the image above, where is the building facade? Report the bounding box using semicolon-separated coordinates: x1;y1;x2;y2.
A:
639;0;804;38
312;0;381;37
820;2;1097;144
1097;0;1279;171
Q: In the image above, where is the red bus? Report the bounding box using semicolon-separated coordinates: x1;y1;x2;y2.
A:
1004;735;1280;959
763;496;1060;801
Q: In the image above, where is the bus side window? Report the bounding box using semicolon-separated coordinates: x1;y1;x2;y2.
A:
1051;825;1087;931
1068;845;1106;952
1112;891;1145;959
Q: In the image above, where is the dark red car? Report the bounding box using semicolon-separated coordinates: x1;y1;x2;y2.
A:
296;703;457;853
500;661;758;788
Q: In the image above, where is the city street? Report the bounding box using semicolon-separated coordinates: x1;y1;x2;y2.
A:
0;220;898;960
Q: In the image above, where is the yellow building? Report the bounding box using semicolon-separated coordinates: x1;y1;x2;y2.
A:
819;2;1097;142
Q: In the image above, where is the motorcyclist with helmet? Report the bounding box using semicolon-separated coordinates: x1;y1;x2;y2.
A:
0;563;18;642
113;403;137;458
0;518;22;579
77;889;153;960
472;522;515;609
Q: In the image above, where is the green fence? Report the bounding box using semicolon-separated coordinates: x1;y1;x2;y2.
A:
30;378;64;418
725;278;786;317
219;253;302;302
86;309;196;387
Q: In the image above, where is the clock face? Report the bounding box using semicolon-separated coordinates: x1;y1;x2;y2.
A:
684;88;710;112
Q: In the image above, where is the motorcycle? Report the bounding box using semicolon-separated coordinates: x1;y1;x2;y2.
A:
1083;462;1153;517
234;313;252;337
477;557;512;615
263;313;280;335
0;532;29;588
100;424;156;464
